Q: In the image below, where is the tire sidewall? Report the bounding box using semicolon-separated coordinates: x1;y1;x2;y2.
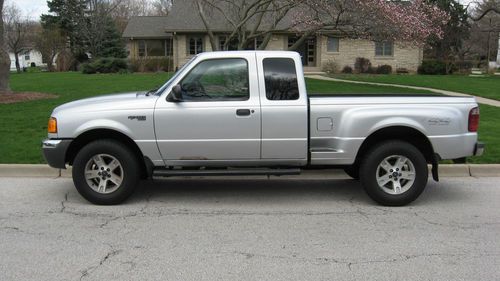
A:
72;140;140;205
360;141;428;206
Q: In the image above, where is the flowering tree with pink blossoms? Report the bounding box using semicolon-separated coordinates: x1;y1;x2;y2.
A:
290;0;449;50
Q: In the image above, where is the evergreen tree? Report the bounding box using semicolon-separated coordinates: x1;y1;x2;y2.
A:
98;17;127;58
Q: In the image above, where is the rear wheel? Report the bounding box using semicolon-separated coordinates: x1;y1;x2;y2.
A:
360;141;428;206
72;140;140;205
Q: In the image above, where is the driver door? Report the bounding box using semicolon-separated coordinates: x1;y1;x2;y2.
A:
154;54;261;166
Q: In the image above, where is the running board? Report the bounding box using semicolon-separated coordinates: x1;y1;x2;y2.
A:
153;168;301;177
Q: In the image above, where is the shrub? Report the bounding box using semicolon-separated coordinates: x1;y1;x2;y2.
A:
396;68;409;74
376;65;392;74
342;65;353;74
322;60;338;74
417;60;447;75
366;66;377;74
354;57;372;73
81;57;128;74
129;57;173;73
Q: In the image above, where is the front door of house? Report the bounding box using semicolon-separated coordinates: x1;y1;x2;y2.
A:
288;36;316;67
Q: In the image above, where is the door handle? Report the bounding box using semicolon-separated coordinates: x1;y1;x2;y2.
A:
236;109;251;116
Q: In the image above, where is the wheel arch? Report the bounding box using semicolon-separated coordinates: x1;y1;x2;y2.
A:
65;129;149;178
354;126;437;165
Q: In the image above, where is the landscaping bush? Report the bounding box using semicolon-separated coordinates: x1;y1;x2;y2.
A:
81;58;128;74
396;68;409;74
129;57;173;72
366;66;377;74
322;60;338;74
354;57;372;73
376;65;392;74
342;65;353;74
417;60;447;75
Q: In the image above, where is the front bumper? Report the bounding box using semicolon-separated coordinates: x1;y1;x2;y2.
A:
474;142;485;156
42;139;72;169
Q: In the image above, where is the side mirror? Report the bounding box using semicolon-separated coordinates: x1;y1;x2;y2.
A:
167;84;183;102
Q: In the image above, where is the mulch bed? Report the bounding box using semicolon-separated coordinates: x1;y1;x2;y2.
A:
0;92;58;104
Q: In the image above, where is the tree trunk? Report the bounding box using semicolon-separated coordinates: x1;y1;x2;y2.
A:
0;50;9;92
0;0;11;93
14;52;21;73
288;30;315;51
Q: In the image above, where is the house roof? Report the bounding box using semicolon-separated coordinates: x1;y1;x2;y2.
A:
123;0;295;38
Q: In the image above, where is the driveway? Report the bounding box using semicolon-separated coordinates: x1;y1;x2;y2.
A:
0;177;499;281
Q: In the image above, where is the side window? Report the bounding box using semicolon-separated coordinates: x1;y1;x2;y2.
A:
180;58;249;101
263;58;299;101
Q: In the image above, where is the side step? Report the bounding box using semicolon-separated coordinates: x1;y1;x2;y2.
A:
153;168;301;177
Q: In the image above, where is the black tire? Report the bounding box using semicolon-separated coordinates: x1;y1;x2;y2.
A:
72;140;140;205
359;141;428;206
343;164;360;180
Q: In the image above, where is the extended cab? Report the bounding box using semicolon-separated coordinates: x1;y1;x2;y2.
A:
42;51;484;206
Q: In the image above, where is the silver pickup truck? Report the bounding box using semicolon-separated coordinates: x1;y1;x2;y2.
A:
42;51;484;206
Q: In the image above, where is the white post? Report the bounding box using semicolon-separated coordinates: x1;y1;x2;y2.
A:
497;32;500;66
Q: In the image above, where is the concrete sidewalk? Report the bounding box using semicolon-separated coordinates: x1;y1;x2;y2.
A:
306;75;500;107
0;164;498;178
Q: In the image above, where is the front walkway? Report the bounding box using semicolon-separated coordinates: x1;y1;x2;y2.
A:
306;75;500;108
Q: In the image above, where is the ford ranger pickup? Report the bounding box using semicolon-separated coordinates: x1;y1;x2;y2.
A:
42;51;484;206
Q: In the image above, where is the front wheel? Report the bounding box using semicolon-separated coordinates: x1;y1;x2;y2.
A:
72;140;140;205
360;141;428;206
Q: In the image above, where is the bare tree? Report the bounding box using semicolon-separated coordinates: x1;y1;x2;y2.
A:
4;4;34;73
196;0;298;51
0;0;10;93
35;26;67;72
111;0;156;31
152;0;172;16
466;0;500;64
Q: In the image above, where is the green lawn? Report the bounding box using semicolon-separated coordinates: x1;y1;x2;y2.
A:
332;74;500;101
0;72;497;164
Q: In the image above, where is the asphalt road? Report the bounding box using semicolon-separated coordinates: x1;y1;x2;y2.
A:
0;176;499;281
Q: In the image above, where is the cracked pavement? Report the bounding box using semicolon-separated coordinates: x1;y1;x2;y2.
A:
0;176;499;281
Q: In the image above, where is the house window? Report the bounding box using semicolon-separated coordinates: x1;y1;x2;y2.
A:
375;41;393;57
245;37;264;50
138;40;146;57
25;54;30;60
327;37;339;52
146;40;166;56
188;36;203;55
138;39;172;57
218;36;238;51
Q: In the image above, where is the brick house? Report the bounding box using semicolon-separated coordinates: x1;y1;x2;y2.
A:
122;1;423;72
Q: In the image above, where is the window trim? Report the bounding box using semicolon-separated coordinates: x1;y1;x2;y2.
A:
326;36;340;53
375;41;394;57
179;58;250;102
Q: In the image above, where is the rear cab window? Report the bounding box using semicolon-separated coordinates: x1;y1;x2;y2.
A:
263;58;299;101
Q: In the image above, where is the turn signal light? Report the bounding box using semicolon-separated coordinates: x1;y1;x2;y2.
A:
468;107;479;132
48;117;57;133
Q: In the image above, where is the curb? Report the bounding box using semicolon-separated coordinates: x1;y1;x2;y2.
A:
0;164;498;178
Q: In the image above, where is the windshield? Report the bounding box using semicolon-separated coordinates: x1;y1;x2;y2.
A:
154;56;198;96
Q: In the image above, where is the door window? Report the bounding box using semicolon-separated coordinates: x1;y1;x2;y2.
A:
180;59;249;101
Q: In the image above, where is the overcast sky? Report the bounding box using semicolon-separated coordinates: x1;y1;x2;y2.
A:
7;0;479;20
